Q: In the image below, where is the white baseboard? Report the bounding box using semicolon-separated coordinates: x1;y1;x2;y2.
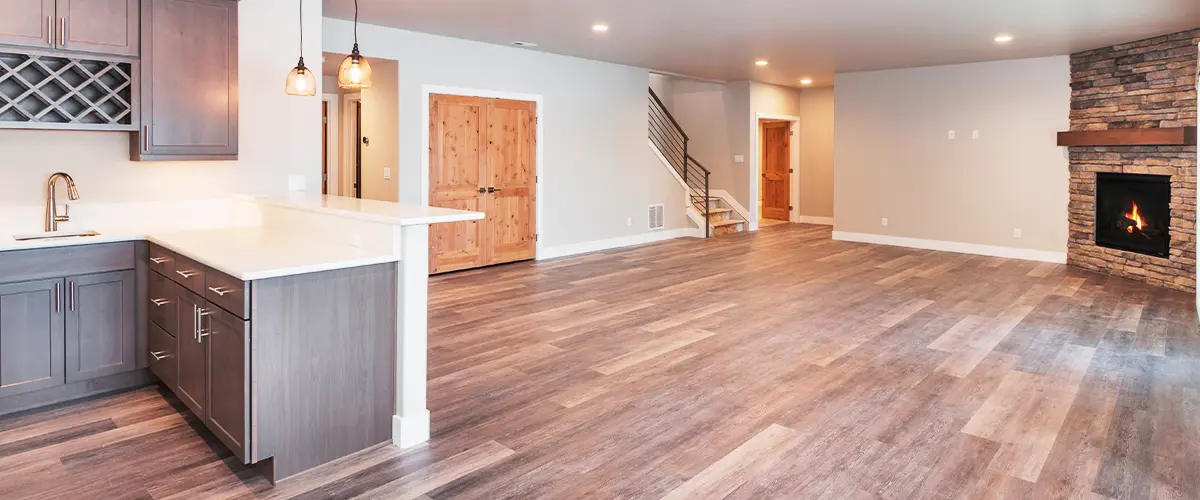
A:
796;216;834;226
540;227;702;260
392;410;431;448
832;231;1067;263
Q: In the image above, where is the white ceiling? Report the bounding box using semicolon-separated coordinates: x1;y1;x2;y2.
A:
323;0;1200;88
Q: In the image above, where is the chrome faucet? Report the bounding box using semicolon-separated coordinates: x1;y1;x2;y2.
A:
45;172;79;232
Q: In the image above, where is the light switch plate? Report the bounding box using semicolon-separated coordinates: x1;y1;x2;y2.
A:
972;130;980;139
1013;228;1022;239
881;217;889;227
948;130;956;140
384;167;392;180
734;155;745;163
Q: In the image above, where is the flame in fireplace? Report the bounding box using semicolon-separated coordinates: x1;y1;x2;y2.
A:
1124;202;1146;234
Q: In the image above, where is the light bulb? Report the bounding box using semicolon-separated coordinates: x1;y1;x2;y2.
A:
348;65;362;83
294;77;307;92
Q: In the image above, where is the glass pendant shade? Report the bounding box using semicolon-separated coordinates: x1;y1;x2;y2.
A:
284;58;317;96
338;44;373;90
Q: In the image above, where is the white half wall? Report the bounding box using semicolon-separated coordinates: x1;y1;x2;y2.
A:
0;0;324;205
834;56;1071;254
323;19;690;249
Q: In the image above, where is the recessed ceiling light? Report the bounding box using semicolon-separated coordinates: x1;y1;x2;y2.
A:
800;78;813;86
994;34;1013;44
592;23;609;32
512;41;538;48
755;60;769;66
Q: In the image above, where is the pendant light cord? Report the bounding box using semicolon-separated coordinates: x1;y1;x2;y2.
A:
298;0;304;58
354;0;359;44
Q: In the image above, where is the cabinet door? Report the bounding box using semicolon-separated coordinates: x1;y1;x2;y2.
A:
58;0;139;57
135;0;238;161
65;270;136;383
175;290;207;419
0;279;64;398
0;0;55;50
204;303;249;462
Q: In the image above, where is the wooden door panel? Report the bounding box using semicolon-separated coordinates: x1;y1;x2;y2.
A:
204;303;249;463
65;270;136;383
0;0;55;50
60;0;139;56
761;121;790;221
175;290;206;419
0;279;64;398
429;94;486;274
485;99;537;265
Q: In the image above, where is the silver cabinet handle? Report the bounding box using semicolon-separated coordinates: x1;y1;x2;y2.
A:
150;257;169;264
150;298;170;307
150;351;169;361
197;308;213;341
176;269;199;279
58;17;64;46
47;16;53;46
207;286;233;296
68;280;74;311
55;282;61;313
192;305;199;341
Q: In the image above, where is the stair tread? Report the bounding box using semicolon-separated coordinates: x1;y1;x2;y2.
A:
704;208;734;214
710;219;745;228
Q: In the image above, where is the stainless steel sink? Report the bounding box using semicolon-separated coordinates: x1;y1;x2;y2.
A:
12;230;101;241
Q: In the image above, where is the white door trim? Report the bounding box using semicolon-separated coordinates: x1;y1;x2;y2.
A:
420;85;546;259
321;93;340;196
341;92;362;198
750;112;802;229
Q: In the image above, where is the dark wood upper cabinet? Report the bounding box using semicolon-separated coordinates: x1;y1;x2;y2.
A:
0;279;64;399
132;0;239;161
58;0;139;57
0;0;56;50
64;270;137;383
0;0;136;57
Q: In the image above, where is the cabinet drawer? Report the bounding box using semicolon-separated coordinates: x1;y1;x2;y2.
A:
171;253;207;295
148;244;175;276
205;269;248;319
148;322;177;390
147;270;177;336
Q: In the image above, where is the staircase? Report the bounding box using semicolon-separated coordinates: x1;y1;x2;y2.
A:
648;87;747;237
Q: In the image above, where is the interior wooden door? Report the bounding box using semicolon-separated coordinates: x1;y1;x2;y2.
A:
429;94;487;274
761;121;791;221
483;98;537;266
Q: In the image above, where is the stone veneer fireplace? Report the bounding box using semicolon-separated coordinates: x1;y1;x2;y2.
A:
1066;29;1198;293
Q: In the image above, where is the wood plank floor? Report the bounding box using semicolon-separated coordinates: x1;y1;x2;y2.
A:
2;224;1198;499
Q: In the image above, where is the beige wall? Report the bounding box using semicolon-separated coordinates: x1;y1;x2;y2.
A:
358;59;400;202
323;19;690;247
668;79;748;201
796;88;834;219
0;0;323;205
833;56;1070;252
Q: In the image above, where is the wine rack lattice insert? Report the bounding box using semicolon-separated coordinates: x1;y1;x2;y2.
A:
0;52;133;128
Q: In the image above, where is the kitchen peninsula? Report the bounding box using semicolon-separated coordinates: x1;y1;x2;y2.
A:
0;194;482;483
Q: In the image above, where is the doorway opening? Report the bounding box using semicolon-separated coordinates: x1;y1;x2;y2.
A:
427;92;540;274
757;118;797;227
322;51;398;201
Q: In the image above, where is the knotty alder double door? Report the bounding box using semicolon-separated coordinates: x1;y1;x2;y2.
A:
429;94;537;274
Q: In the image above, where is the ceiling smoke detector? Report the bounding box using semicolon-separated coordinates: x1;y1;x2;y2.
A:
512;41;538;48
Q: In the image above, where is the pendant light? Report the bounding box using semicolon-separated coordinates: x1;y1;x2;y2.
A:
284;0;316;96
337;0;373;90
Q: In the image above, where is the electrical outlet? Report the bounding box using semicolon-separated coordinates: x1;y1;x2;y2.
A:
1013;228;1022;239
626;217;632;227
972;130;980;139
881;217;889;227
948;130;956;140
734;155;745;163
383;167;392;180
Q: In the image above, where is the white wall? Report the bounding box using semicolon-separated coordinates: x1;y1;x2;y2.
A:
834;56;1071;253
668;79;748;201
0;0;323;206
796;88;835;219
323;19;689;248
359;59;400;202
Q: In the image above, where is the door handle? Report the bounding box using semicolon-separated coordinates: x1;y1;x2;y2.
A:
477;187;487;194
487;187;501;193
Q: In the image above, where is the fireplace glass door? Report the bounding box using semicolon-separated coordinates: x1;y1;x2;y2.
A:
1094;173;1170;257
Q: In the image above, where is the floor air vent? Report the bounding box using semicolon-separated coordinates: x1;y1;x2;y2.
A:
648;204;665;230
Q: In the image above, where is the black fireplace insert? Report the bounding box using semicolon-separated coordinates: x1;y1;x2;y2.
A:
1095;173;1170;257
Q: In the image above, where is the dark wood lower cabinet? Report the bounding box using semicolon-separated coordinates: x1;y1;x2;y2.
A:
175;290;206;420
204;304;249;461
65;270;136;383
0;279;65;398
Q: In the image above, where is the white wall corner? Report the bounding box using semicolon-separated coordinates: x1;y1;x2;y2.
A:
831;231;1067;264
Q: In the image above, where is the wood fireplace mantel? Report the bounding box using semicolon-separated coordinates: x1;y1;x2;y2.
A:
1057;126;1197;147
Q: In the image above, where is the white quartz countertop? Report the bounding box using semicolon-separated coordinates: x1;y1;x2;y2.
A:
147;227;400;281
240;193;485;226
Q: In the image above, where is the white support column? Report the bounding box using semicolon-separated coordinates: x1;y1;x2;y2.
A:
392;224;431;447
